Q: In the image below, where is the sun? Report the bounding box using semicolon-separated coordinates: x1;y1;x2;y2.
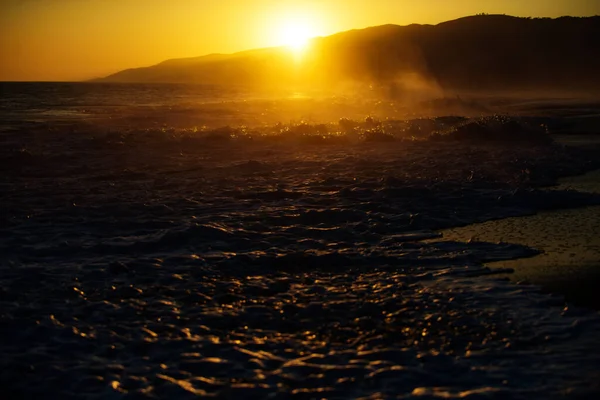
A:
280;22;313;51
274;13;319;53
263;7;326;55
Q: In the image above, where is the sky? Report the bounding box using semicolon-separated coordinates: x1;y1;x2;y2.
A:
1;0;599;81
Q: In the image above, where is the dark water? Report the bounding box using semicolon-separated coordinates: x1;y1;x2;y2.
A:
0;82;255;128
3;82;600;398
2;81;562;131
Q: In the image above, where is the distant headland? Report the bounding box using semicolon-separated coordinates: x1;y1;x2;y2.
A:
95;15;600;91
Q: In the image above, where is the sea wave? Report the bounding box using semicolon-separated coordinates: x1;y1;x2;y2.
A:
2;117;600;398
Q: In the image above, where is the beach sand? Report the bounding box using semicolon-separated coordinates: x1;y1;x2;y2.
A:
438;167;600;309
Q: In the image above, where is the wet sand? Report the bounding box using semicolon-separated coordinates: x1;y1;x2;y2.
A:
439;165;600;309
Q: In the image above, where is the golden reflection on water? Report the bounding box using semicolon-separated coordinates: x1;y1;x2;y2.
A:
289;92;311;100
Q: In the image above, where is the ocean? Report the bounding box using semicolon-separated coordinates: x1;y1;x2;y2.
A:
0;82;260;130
2;82;600;398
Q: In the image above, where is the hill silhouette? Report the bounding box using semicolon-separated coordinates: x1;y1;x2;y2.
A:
96;15;600;91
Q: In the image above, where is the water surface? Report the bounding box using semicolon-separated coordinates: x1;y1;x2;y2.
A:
3;82;600;398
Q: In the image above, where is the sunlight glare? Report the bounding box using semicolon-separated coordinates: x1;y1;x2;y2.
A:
281;22;312;51
275;13;319;54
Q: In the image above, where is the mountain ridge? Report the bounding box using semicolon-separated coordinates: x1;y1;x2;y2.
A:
95;15;600;91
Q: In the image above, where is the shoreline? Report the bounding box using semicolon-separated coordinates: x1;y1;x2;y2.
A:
438;166;600;310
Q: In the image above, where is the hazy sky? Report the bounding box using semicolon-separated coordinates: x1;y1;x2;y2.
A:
1;0;599;81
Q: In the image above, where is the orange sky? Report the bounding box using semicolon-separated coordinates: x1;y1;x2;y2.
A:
1;0;599;81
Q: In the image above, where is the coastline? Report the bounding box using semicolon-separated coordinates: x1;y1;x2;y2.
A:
438;161;600;309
